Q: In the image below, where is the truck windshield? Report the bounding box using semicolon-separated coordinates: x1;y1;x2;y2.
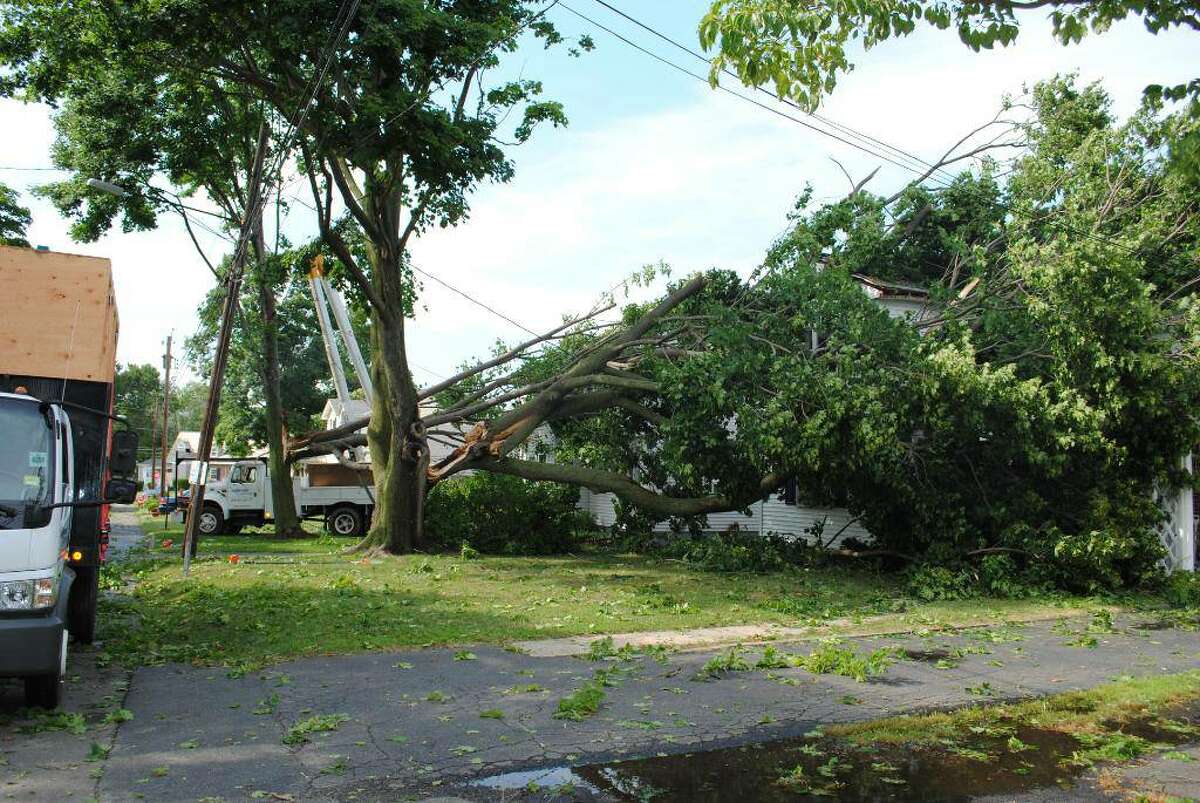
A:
0;398;55;530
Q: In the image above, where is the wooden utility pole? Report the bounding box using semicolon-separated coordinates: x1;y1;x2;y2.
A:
148;400;158;492
159;334;172;498
181;126;269;576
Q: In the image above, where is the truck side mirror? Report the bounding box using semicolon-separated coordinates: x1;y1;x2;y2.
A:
106;477;138;505
111;430;138;476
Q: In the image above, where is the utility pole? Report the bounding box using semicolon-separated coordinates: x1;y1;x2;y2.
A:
181;125;269;577
159;333;173;498
148;399;158;495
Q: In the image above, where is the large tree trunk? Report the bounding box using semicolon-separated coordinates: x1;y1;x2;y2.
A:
251;222;304;538
258;277;305;537
358;248;426;553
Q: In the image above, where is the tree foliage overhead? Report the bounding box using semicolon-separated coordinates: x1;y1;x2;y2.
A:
0;180;31;247
114;363;162;449
699;0;1200;174
114;365;207;465
700;0;1200;110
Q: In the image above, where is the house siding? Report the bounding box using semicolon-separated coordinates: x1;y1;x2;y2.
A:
576;489;871;546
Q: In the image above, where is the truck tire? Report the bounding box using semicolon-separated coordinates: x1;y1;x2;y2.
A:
67;566;98;644
24;632;66;709
197;503;224;537
327;506;364;537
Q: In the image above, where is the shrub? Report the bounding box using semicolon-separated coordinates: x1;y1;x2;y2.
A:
650;527;819;573
905;564;971;601
1161;572;1200;608
423;472;595;555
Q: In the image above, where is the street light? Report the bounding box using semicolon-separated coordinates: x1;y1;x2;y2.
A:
85;177;129;197
84;176;230;220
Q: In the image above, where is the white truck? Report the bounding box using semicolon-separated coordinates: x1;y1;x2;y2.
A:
1;247;138;708
192;459;375;538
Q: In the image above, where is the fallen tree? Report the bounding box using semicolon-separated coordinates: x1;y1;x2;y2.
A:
290;272;787;534
292;77;1200;594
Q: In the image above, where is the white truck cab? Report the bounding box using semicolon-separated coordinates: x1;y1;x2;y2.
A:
0;393;76;707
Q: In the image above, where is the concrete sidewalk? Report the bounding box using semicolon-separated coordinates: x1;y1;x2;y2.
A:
80;615;1200;800
2;518;1197;803
0;507;145;802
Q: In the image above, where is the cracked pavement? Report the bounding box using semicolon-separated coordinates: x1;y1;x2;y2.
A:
2;512;1198;801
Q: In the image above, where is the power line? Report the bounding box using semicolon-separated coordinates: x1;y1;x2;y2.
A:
412;265;539;336
556;2;957;188
565;1;1196;275
281;187;542;337
585;0;960;185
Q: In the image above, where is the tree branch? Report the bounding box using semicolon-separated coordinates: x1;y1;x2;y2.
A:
481;457;783;518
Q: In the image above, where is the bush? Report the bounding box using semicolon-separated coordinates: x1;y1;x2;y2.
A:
905;555;1052;601
1161;572;1200;608
651;526;819;573
905;564;972;601
423;472;594;555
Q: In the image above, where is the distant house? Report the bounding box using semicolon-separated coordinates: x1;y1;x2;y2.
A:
172;431;233;485
1159;455;1196;573
321;398;372;431
135;459;156;491
317;397;458;465
577;488;872;546
852;273;932;321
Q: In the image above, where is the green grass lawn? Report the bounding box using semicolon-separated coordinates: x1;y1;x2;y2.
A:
102;512;1122;670
829;670;1200;747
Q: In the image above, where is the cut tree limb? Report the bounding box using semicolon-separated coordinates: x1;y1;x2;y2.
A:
482;456;784;518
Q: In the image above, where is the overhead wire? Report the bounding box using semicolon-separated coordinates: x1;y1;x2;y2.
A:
585;0;962;185
556;2;957;188
566;0;1195;277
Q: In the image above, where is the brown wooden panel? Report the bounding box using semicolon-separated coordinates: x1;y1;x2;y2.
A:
0;245;118;384
307;463;372;488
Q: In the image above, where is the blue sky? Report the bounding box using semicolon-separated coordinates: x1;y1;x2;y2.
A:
3;1;1198;387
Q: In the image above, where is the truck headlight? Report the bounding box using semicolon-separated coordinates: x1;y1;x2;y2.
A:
0;578;57;610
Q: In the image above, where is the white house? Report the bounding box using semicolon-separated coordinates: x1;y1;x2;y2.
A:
172;431;233;486
320;398;372;430
853;273;935;321
1159;455;1196;573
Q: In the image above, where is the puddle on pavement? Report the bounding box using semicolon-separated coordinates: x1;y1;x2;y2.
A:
1134;618;1200;632
901;648;952;662
471;701;1200;801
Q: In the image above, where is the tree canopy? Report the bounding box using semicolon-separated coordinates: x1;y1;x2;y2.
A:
699;0;1200;174
0;180;30;247
700;0;1200;109
114;363;162;450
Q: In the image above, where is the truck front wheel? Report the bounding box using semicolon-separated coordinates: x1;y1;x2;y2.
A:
197;504;224;537
24;632;67;709
327;506;364;537
67;566;98;644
